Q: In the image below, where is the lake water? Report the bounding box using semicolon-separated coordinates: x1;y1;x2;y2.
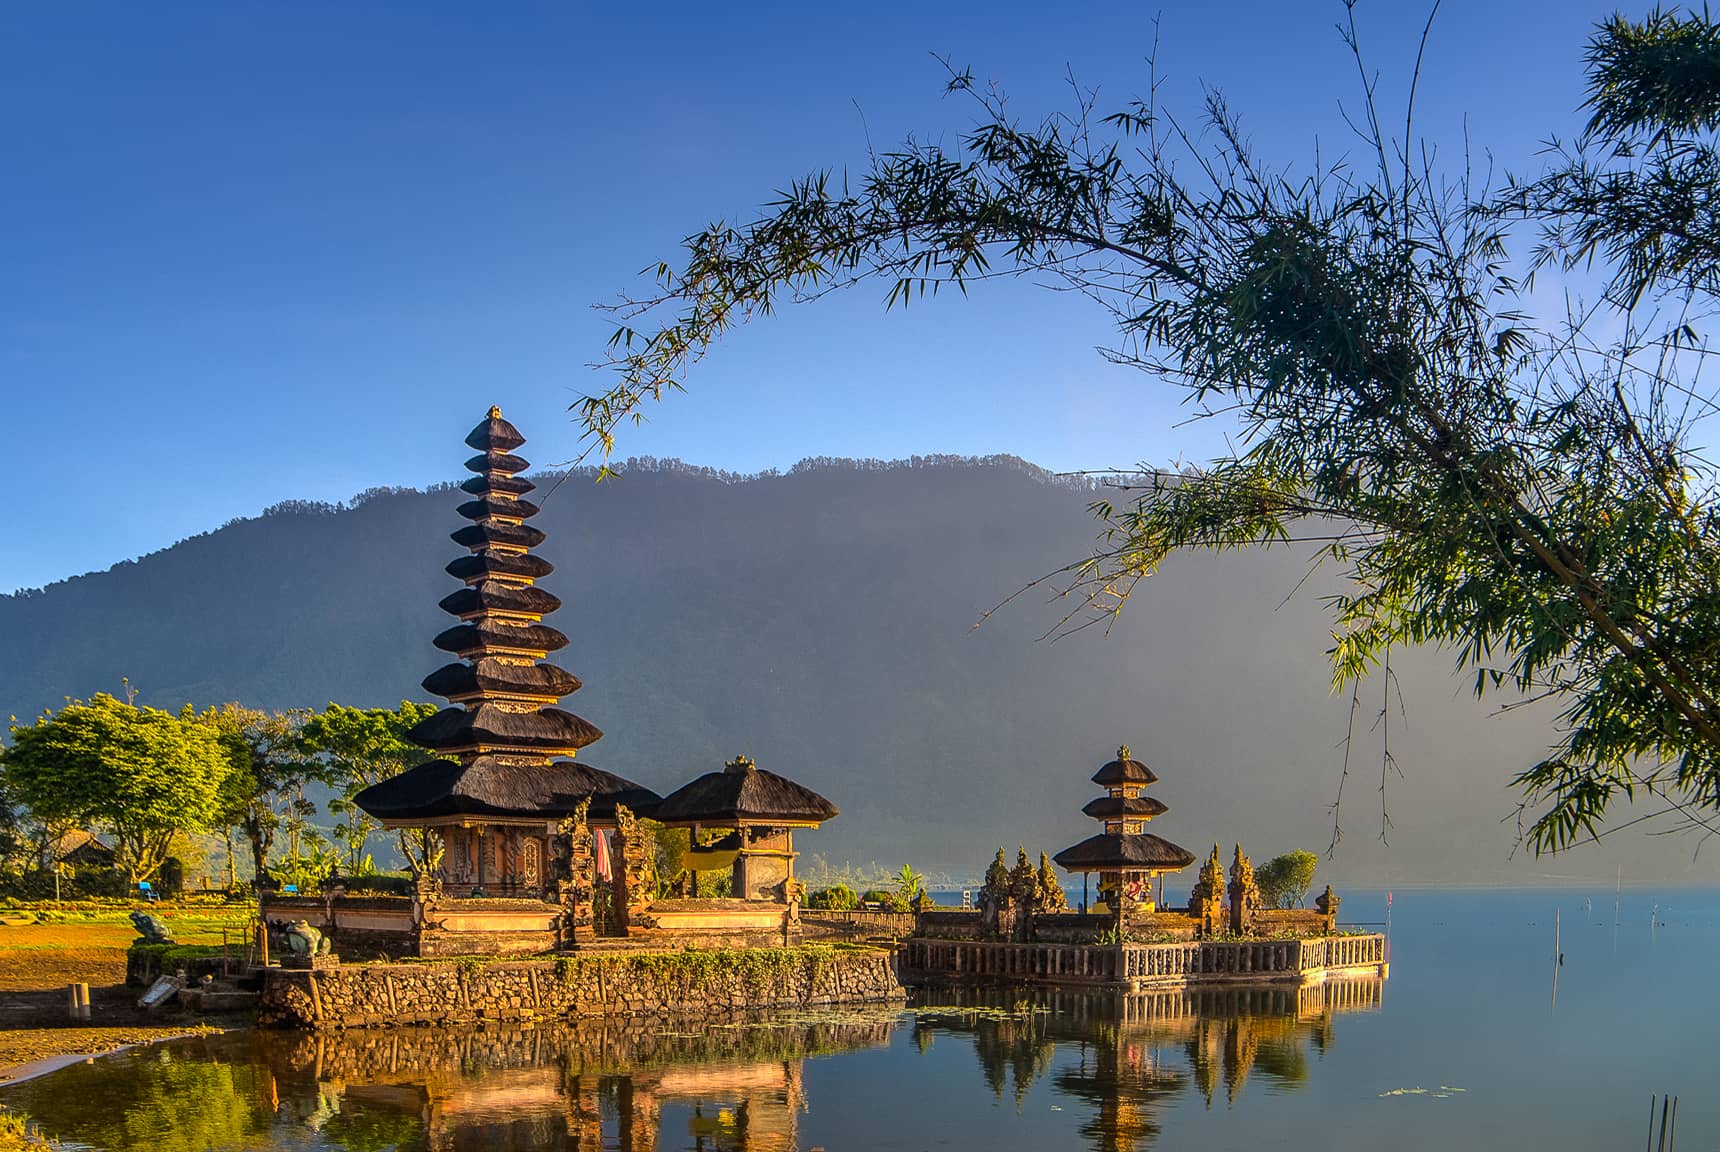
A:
4;887;1715;1150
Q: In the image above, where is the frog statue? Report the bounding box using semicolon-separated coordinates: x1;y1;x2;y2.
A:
129;911;174;945
281;919;333;957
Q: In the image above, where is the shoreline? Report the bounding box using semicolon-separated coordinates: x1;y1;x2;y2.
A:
0;1027;225;1086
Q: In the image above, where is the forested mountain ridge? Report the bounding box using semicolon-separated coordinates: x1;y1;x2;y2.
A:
1;456;1699;884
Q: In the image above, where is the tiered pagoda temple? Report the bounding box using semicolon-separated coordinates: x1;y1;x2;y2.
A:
654;755;838;901
1054;745;1195;913
354;407;660;900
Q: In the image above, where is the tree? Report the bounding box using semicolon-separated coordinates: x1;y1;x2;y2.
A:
894;863;925;905
298;701;438;871
1255;851;1319;910
2;694;231;885
589;7;1720;853
194;704;314;888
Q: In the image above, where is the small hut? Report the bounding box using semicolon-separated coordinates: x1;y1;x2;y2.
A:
1054;744;1195;914
652;756;836;901
354;407;660;899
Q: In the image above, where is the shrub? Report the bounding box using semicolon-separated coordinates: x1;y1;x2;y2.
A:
860;889;909;912
806;884;859;911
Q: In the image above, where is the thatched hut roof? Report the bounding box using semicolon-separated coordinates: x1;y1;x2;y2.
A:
446;550;554;583
354;755;658;823
1091;744;1159;786
1080;794;1169;820
464;408;528;453
421;659;582;701
653;755;837;827
408;703;601;755
438;583;562;620
1053;832;1195;873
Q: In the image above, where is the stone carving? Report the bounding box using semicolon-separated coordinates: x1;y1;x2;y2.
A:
1315;884;1341;931
129;911;173;945
979;849;1013;937
1228;845;1260;937
1034;852;1068;914
282;920;332;956
1188;845;1225;937
555;798;596;943
613;804;657;932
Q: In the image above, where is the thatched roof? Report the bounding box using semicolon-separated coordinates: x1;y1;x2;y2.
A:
421;659;582;702
461;473;535;498
354;755;658;822
438;583;562;620
464;408;528;453
446;550;554;583
465;450;530;476
408;702;601;754
653;755;837;826
451;521;546;551
1081;794;1169;820
1053;832;1195;873
456;496;541;523
433;621;568;656
1091;745;1159;786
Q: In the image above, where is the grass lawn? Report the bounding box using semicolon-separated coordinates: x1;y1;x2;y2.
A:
0;907;253;992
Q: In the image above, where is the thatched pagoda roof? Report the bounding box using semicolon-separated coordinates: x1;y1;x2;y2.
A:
354;755;658;823
461;473;535;497
446;550;554;583
456;495;541;522
464;408;527;453
433;621;569;656
421;660;582;701
653;755;837;827
438;584;562;620
451;521;547;551
408;703;601;755
466;450;530;476
1053;832;1195;873
1081;794;1169;820
1091;744;1159;786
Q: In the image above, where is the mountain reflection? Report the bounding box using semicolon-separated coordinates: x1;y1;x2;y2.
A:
4;980;1381;1152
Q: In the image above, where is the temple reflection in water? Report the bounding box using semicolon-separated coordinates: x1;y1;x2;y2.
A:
3;979;1382;1152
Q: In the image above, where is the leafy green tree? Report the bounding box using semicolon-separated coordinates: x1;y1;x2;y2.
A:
589;8;1720;852
195;703;314;888
2;694;231;885
298;701;438;870
1255;851;1319;910
894;863;925;904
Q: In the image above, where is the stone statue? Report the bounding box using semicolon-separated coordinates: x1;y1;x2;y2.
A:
555;798;597;943
1315;884;1341;930
978;849;1012;937
613;804;657;931
129;911;173;945
281;919;332;956
1034;852;1068;914
1188;845;1225;937
1228;845;1261;936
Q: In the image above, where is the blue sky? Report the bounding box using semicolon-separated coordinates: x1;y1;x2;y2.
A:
2;0;1621;592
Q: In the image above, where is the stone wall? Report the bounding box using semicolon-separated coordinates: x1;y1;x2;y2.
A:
259;944;904;1030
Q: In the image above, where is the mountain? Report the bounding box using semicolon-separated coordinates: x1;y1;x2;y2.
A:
1;455;1706;887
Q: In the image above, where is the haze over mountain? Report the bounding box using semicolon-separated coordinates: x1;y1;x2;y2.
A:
2;455;1704;888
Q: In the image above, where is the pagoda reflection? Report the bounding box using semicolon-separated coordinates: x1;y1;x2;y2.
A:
913;978;1384;1152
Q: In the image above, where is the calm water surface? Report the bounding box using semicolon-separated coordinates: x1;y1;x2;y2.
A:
4;887;1715;1150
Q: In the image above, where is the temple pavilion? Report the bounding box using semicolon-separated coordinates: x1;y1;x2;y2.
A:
1053;745;1195;913
354;407;660;899
653;755;837;901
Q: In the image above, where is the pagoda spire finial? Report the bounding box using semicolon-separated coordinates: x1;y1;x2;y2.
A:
726;754;756;774
488;404;502;419
1117;743;1131;762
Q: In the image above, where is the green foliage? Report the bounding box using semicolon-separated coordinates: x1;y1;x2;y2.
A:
860;888;909;912
193;703;313;887
3;694;231;884
594;9;1720;853
893;863;925;904
1255;851;1319;910
298;701;438;871
806;883;859;910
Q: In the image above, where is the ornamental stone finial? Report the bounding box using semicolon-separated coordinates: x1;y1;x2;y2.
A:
1117;743;1131;761
726;754;756;774
488;405;502;419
